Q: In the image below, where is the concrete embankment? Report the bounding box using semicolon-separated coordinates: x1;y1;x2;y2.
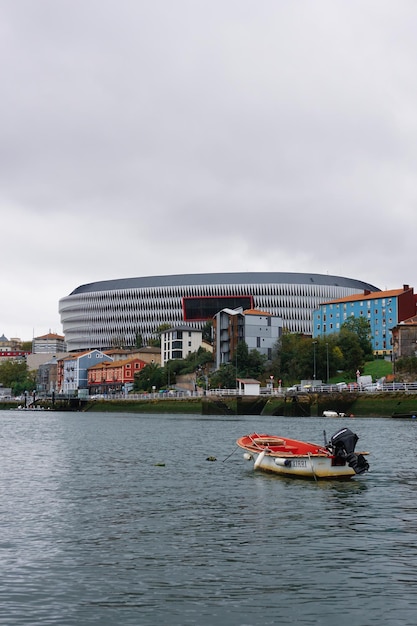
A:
262;392;417;418
82;392;417;417
2;392;417;417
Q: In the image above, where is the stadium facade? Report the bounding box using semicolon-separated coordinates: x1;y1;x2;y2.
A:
59;272;380;352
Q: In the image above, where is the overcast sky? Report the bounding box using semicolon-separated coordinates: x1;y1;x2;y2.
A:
2;0;417;341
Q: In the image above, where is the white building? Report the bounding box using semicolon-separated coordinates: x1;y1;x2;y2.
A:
32;333;66;354
160;326;204;366
237;378;261;396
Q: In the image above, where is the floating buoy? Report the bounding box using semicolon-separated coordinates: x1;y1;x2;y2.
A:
254;449;266;469
274;458;291;467
206;456;217;461
243;452;253;461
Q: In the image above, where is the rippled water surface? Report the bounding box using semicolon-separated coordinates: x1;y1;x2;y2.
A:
1;410;417;625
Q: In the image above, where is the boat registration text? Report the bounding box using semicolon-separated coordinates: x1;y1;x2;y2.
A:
291;459;307;467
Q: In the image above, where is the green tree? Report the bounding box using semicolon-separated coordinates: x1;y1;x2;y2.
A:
209;364;237;389
182;347;213;372
338;329;365;378
247;349;267;379
134;362;164;392
13;371;37;397
272;326;375;384
314;336;343;382
235;341;250;376
271;332;313;384
341;317;373;360
233;341;267;379
163;348;213;379
0;360;36;395
201;321;213;344
147;323;171;348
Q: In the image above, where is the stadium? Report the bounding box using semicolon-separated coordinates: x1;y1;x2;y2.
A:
59;272;379;352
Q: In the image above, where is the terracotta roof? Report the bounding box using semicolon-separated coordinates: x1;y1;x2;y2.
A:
104;348;140;355
68;351;91;359
243;309;272;316
137;346;161;353
63;350;110;361
88;356;145;369
322;288;405;305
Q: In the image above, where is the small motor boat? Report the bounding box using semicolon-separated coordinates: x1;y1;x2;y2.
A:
237;427;369;479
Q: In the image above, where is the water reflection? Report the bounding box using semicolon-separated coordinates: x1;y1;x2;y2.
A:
1;411;417;626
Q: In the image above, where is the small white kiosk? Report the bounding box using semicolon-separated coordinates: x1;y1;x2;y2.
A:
236;378;261;396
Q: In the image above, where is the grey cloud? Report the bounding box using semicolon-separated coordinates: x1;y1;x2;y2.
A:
1;0;417;338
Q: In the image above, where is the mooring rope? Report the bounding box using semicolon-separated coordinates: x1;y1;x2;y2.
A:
307;452;318;482
222;446;239;462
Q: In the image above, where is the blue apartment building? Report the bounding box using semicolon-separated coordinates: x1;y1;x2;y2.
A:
312;285;417;356
60;350;113;394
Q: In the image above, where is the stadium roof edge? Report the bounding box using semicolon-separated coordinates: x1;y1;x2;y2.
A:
69;272;380;296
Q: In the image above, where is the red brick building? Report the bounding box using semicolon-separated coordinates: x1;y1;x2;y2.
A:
87;357;147;394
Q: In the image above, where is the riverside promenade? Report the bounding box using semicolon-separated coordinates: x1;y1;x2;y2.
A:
3;389;415;417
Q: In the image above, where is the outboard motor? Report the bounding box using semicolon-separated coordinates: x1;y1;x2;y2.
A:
329;427;369;474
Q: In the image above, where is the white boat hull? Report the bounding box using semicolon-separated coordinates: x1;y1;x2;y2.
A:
245;450;356;479
323;410;345;417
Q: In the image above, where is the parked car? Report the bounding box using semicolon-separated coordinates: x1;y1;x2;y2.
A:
286;386;299;393
336;382;348;391
364;383;380;392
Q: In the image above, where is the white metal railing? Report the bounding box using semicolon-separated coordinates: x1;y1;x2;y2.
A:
80;382;417;401
282;382;417;394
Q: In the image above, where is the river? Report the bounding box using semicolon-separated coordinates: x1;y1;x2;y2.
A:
1;410;416;625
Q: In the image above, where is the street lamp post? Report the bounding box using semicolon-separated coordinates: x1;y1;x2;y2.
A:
235;332;238;390
313;341;317;381
326;342;329;383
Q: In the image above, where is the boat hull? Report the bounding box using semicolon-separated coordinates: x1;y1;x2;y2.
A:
323;410;345;418
245;450;355;479
237;433;365;479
